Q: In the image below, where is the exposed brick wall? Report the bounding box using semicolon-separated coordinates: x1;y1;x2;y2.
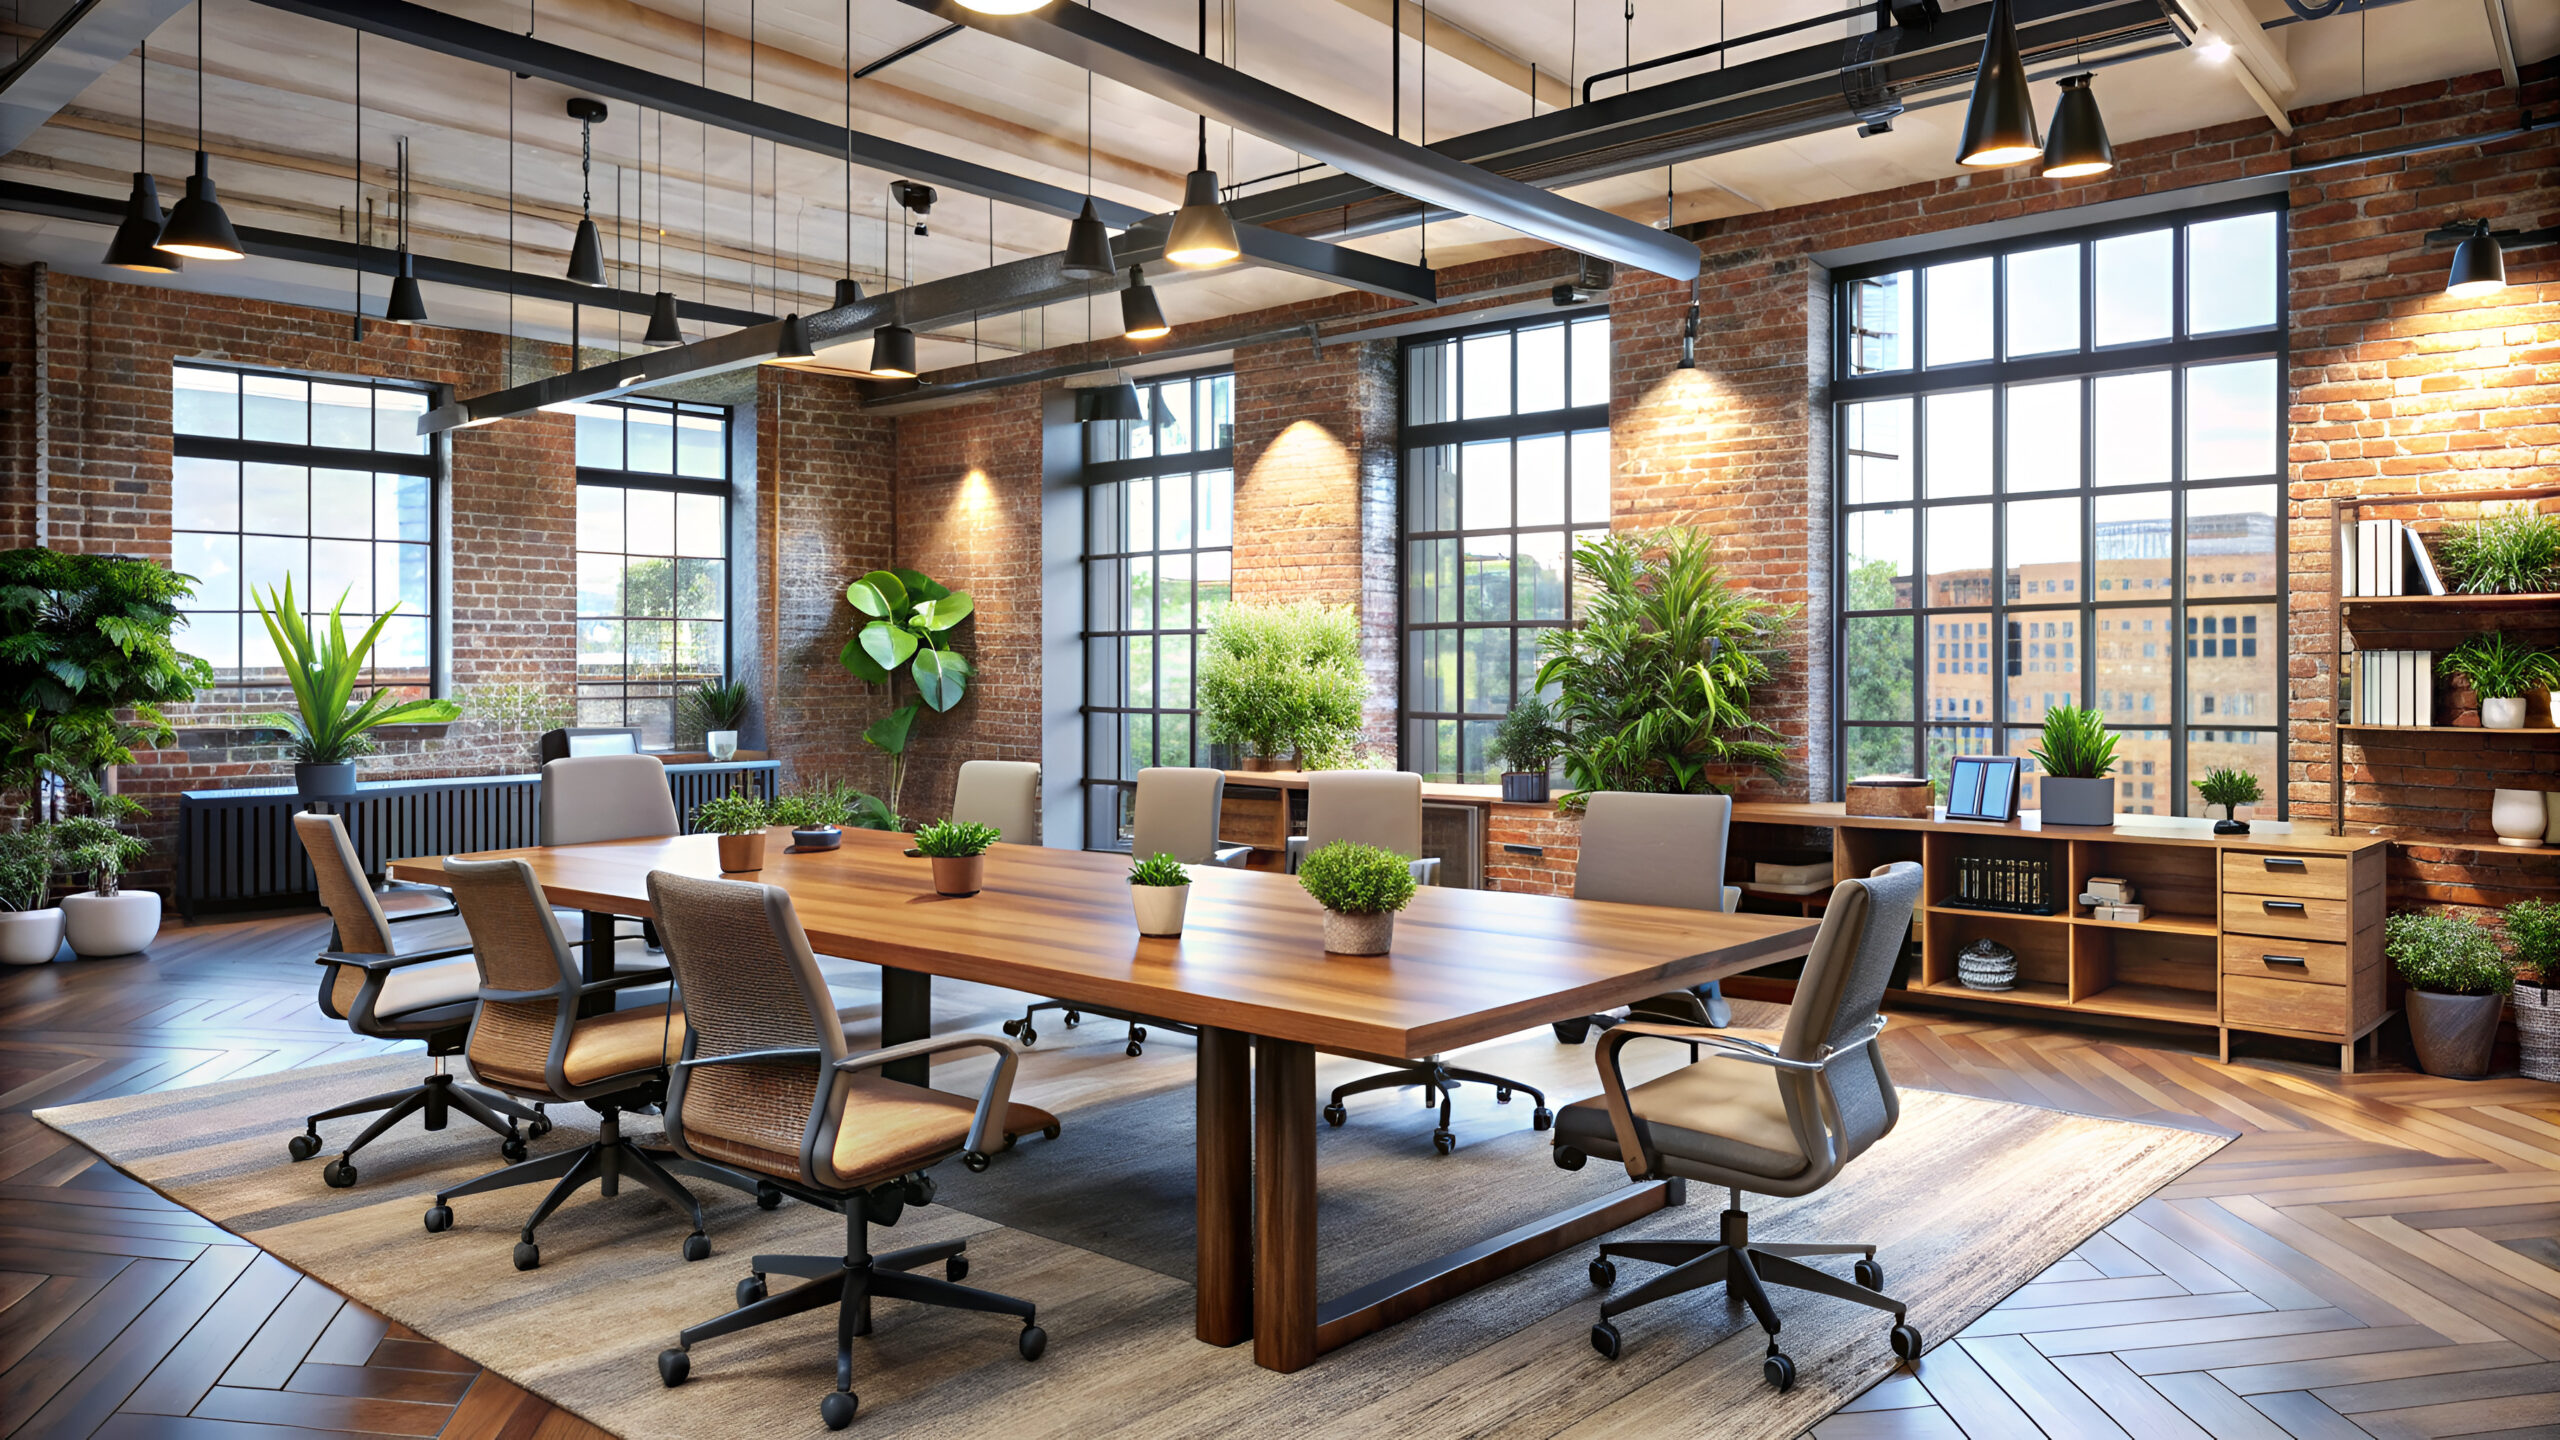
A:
755;365;895;792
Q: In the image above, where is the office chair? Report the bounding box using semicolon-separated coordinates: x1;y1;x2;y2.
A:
1005;766;1248;1054
286;813;549;1187
1552;862;1926;1391
949;759;1041;842
539;752;679;965
643;869;1046;1430
1550;792;1742;1045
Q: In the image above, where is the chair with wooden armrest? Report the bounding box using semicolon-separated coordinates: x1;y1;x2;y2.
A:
1550;861;1924;1391
642;869;1047;1432
1551;792;1742;1045
288;813;551;1188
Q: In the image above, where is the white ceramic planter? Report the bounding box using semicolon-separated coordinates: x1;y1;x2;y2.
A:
62;891;159;957
706;729;740;761
0;907;64;965
2492;788;2548;849
2482;696;2527;730
1322;908;1394;955
1131;883;1190;937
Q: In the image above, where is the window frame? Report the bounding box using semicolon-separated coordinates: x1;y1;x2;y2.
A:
571;396;736;747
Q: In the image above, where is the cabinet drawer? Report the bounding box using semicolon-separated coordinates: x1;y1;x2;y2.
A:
2220;852;2352;900
2220;935;2354;986
2223;973;2347;1036
2223;891;2354;941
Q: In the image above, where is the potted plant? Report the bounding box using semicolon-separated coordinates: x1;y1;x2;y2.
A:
0;823;61;965
2504;899;2560;1083
912;818;999;897
2195;766;2262;836
2437;509;2560;596
770;784;850;851
1298;839;1417;956
692;790;771;873
0;549;213;807
251;579;461;797
2029;704;2118;827
838;569;975;818
2386;910;2511;1079
682;679;750;758
1197;601;1367;771
1129;851;1192;936
1489;696;1563;803
2442;630;2558;731
54;777;152;957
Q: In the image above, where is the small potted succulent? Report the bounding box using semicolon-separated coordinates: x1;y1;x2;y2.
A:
0;824;61;965
912;818;999;897
2443;631;2558;731
1298;839;1417;956
1489;696;1563;803
1128;851;1192;937
2504;899;2560;1083
2386;910;2511;1079
2028;704;2118;827
2195;766;2261;836
692;791;771;874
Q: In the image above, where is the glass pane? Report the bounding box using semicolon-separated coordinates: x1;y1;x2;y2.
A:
677;557;725;618
375;388;430;455
573;404;622;467
172;532;237;610
626;487;677;555
2184;729;2274;818
1206;375;1233;448
1926;504;1994;607
678;619;723;674
376;473;429;541
2094;490;2171;597
1570;317;1609;408
180;613;239;675
1159;552;1194;631
2186;358;2277;480
1127;389;1154;459
311;383;372;449
1161;634;1194;710
676;413;725;478
1844;726;1914;786
311;468;372;538
1924;613;1995;724
624;556;675;616
376;542;429;613
2185;604;2276;724
1462;536;1512;622
2003;380;2080;492
1408;539;1456;624
1923;389;1992;497
1843;398;1912;504
1407;445;1458;533
2188;211;2277;334
241;536;303;611
242;374;307;444
1462;626;1511;713
1844;616;1914;722
373;614;429;680
311;539;371;612
1161;712;1194;768
1407;341;1454;425
173;365;238;438
242;463;306;535
1516;323;1566;413
1158;381;1193;455
1846;509;1913;610
2004;244;2080;357
172;456;238;530
1516;435;1566;527
2094;605;2172;729
2003;610;2083;724
578;485;624;552
1129;467;1155;549
1199;471;1234;547
1569;430;1609;525
628;620;675;679
1407;629;1456;714
1518;628;1554;703
2092;371;2171;487
2094;228;2172;346
2186;484;2279;599
1127;554;1154;629
1461;439;1511;531
1844;270;1912;374
627;407;676;472
240;607;281;677
1461;331;1511;419
1128;635;1155;707
1517;530;1567;621
1196;550;1231;613
1924;257;1993;367
675;492;723;558
1462;719;1500;781
1159;471;1194;549
578;554;621;616
2005;496;2081;600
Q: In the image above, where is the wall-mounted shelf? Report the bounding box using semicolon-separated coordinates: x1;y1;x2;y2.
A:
2372;830;2560;857
2339;592;2560;614
2338;724;2560;736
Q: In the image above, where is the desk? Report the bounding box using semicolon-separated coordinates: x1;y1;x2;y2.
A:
392;827;1817;1372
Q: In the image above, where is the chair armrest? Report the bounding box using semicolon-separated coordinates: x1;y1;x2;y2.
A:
1591;1017;1889;1181
1211;844;1254;868
315;944;473;973
835;1034;1023;1157
679;1046;827;1070
577;966;673;996
1720;884;1741;913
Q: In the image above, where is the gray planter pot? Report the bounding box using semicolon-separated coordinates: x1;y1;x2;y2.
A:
1500;772;1550;803
2039;775;2115;827
2515;983;2560;1084
295;761;358;800
2407;988;2505;1079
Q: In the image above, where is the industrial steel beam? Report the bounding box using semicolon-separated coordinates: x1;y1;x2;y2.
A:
0;0;196;156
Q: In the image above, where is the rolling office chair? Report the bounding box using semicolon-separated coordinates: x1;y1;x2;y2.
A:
949;759;1041;842
287;813;550;1187
1005;766;1248;1054
539;752;680;967
1550;791;1742;1045
1299;771;1547;1153
1552;862;1926;1391
643;870;1046;1431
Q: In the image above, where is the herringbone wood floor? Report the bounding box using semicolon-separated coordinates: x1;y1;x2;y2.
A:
2;904;2554;1439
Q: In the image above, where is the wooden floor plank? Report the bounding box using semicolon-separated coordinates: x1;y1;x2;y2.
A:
2047;1352;2215;1440
1958;1335;2136;1440
2244;1389;2381;1440
2143;1370;2303;1440
2213;1340;2541;1396
1909;1339;2045;1440
13;1244;260;1440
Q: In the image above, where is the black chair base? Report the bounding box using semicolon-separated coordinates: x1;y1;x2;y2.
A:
1551;980;1732;1044
658;1186;1044;1430
423;1102;771;1270
1005;1000;1197;1057
1586;1195;1920;1391
291;1069;549;1187
1325;1058;1550;1154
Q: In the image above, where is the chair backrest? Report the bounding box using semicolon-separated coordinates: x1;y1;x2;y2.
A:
951;760;1041;844
443;856;584;1093
1572;792;1732;912
539;753;678;847
293;812;396;1019
1774;860;1922;1165
1131;767;1227;863
1303;770;1423;857
539;726;643;763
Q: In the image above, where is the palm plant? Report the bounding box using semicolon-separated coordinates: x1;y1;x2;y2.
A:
250;578;461;765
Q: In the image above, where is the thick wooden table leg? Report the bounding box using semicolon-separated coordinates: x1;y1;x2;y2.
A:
1253;1036;1317;1373
879;966;931;1086
1196;1026;1252;1347
579;911;618;1017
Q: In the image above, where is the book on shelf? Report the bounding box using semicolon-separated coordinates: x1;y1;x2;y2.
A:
1754;861;1830;888
2352;651;2436;725
2405;526;2445;594
2354;518;2409;597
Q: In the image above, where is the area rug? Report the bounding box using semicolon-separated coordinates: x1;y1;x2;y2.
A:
39;1053;2227;1440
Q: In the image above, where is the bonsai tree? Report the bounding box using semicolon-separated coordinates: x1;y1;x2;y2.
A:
2442;630;2559;701
1197;601;1367;768
679;679;750;746
251;579;462;769
839;569;974;817
1488;695;1564;777
2195;766;2261;815
1297;840;1416;917
912;818;1001;857
2437;510;2560;595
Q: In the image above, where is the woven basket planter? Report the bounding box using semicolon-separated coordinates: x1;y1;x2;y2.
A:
2516;984;2560;1084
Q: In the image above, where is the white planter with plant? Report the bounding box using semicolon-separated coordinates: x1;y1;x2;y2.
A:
1128;852;1192;936
2196;766;2262;836
0;826;62;965
1198;601;1368;772
2387;910;2511;1079
2504;899;2560;1084
52;774;155;957
2443;630;2558;732
682;680;750;757
1489;696;1563;803
693;791;771;873
1299;840;1416;956
253;578;462;794
2030;704;2118;827
912;819;999;898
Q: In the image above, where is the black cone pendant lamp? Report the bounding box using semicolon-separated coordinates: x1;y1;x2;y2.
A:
776;313;814;361
1120;264;1168;340
1064;196;1117;280
104;42;179;272
2446;222;2506;298
1080;376;1142;423
643;289;685;346
1956;0;2041;168
384;139;428;323
565;98;608;287
156;6;243;261
871;323;917;378
834;276;865;307
1165;0;1239;267
2039;74;2113;178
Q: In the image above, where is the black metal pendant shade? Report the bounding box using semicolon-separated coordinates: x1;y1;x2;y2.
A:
1079;380;1143;423
1063;197;1117;280
834;276;866;308
2446;226;2506;297
771;313;815;362
156;151;244;260
1120;264;1169;340
384;248;428;322
567;216;607;287
1165;167;1240;267
871;323;917;377
643;290;685;346
2040;75;2113;178
104;174;180;272
1956;0;2040;167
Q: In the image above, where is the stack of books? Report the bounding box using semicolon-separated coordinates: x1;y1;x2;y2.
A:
2352;650;2436;725
2079;875;2146;923
1752;861;1832;895
2343;517;2445;596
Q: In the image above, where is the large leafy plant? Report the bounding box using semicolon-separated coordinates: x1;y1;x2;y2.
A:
839;568;974;816
251;578;461;765
2443;630;2559;700
1535;529;1791;803
1197;601;1367;768
0;549;214;809
2029;704;2118;780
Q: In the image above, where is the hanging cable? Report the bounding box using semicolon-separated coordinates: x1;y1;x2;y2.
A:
351;28;363;337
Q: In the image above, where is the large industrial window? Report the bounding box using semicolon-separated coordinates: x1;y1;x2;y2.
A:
1401;312;1611;781
1832;199;2286;817
571;397;732;746
170;363;439;691
1083;371;1236;848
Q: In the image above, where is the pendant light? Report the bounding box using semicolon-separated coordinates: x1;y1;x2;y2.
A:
642;107;682;344
1955;0;2040;168
1080;375;1142;422
2039;74;2113;178
565;97;608;287
2446;221;2506;298
104;41;179;272
1163;1;1239;267
1120;263;1168;340
155;4;243;260
775;312;814;360
385;137;429;322
870;322;917;377
956;0;1054;12
1061;64;1115;279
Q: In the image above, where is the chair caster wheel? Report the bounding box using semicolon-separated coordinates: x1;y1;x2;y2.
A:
1532;1106;1554;1132
1553;1019;1592;1045
962;1151;990;1173
682;1232;710;1262
757;1184;782;1210
501;1136;527;1162
423;1204;452;1234
1126;1041;1144;1058
1764;1351;1796;1391
1857;1257;1885;1290
905;1174;937;1208
1891;1322;1923;1361
1001;1019;1024;1037
1018;1027;1038;1048
657;1348;689;1387
737;1275;766;1307
1589;1257;1616;1287
1042;1123;1061;1141
946;1255;970;1283
288;1132;320;1162
1590;1321;1621;1359
1063;1011;1081;1027
1432;1129;1456;1155
1553;1147;1586;1171
1018;1323;1047;1362
527;1114;552;1139
513;1241;540;1272
820;1390;858;1429
322;1159;357;1188
1496;1086;1512;1103
1323;1103;1347;1127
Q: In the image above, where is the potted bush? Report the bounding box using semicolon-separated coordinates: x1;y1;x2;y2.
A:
1489;696;1563;803
2386;910;2511;1079
2437;509;2560;596
1197;601;1367;771
0;824;61;965
252;579;461;797
55;777;152;957
692;791;771;873
2442;630;2558;731
681;679;750;758
912;818;999;897
2195;766;2261;836
1129;851;1191;937
1298;839;1416;956
2029;704;2118;827
2504;899;2560;1083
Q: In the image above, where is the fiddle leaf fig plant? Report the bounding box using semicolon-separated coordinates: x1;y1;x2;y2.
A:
839;568;975;817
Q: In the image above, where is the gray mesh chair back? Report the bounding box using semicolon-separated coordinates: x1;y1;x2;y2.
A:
1773;860;1922;1169
1131;767;1226;863
539;754;679;846
951;760;1041;844
1573;793;1732;911
444;856;588;1096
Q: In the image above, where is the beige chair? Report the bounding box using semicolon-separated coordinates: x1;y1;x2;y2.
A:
1551;791;1743;1044
1552;861;1925;1391
540;752;679;966
950;759;1041;843
287;813;549;1187
643;870;1046;1430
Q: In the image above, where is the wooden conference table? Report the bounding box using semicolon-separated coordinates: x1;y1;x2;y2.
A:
391;827;1818;1373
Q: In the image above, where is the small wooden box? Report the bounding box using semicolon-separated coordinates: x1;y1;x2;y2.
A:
1847;776;1934;818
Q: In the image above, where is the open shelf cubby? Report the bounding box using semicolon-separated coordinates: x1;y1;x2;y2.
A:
1914;833;2225;1024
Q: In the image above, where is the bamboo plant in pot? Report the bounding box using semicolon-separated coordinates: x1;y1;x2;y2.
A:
2442;630;2558;732
912;819;999;898
1489;696;1563;803
2196;766;2261;836
2029;704;2118;827
1298;840;1416;956
2504;899;2560;1084
693;791;771;874
0;824;60;965
2387;910;2512;1079
1128;851;1191;937
55;775;153;957
252;579;461;797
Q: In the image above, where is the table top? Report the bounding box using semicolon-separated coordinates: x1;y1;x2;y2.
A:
390;828;1819;1058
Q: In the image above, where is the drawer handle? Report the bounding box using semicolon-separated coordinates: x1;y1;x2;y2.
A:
2262;900;2307;914
2262;954;2307;966
2262;857;2308;872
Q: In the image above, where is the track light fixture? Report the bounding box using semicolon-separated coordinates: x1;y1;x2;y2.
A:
1120;264;1169;341
2430;218;2555;299
871;323;917;378
955;0;1055;12
2039;74;2113;179
104;41;178;272
1955;0;2040;168
156;8;242;261
565;98;608;287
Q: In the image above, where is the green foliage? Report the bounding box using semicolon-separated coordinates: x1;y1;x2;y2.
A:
1297;840;1417;916
0;826;55;911
2386;910;2512;997
766;776;901;832
1197;601;1369;769
2436;510;2560;595
2029;704;2118;780
2195;766;2263;810
913;818;999;857
1128;851;1191;887
679;680;750;743
2503;899;2560;987
1534;529;1792;804
2442;630;2560;700
1488;695;1564;774
0;549;214;770
251;578;461;765
838;568;974;815
690;790;769;836
51;773;146;896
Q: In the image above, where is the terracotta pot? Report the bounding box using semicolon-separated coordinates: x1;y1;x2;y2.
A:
2483;696;2527;730
63;891;159;957
931;854;985;897
1322;908;1394;955
1131;882;1190;936
717;831;767;873
0;907;63;966
2406;988;2504;1079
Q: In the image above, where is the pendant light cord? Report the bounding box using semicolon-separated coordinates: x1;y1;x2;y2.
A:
844;0;853;284
137;39;146;170
195;1;203;148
